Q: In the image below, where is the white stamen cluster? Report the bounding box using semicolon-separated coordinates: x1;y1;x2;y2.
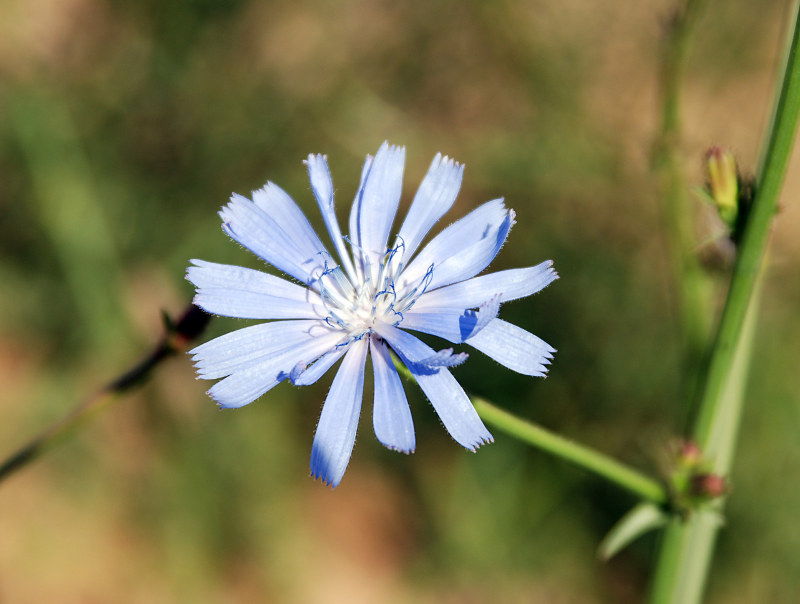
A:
317;242;432;342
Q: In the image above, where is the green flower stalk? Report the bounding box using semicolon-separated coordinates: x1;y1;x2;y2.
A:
473;398;668;505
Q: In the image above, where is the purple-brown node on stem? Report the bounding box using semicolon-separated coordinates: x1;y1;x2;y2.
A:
690;473;729;499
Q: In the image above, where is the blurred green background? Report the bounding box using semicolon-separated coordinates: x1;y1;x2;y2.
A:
1;0;799;602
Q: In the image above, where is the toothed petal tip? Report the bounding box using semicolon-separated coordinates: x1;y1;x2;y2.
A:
310;470;340;488
468;435;495;452
384;445;416;455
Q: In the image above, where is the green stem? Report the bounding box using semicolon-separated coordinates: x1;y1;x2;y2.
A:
473;398;668;505
0;305;210;485
0;389;123;483
654;0;712;404
390;355;668;504
649;2;800;601
649;263;762;603
692;9;800;448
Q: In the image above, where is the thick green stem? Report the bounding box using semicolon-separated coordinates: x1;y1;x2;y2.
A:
692;11;800;448
473;398;668;505
649;264;762;603
649;2;800;601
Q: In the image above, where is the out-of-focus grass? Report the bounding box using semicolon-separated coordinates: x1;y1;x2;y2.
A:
9;90;126;351
0;0;798;602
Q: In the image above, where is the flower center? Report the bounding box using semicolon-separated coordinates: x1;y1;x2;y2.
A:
318;241;432;340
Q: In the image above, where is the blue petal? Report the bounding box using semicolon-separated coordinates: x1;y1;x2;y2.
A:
290;346;346;386
399;295;500;342
191;320;322;378
395;153;463;263
191;320;343;408
188;260;325;320
370;337;415;453
428;209;514;290
375;324;493;450
400;199;511;291
466;318;555;377
310;338;369;487
349;142;406;282
347;153;374;259
412;261;558;312
412;348;469;372
305;154;358;283
252;182;329;258
219;192;328;288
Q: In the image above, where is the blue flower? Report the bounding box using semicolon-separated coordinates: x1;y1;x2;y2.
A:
188;142;557;487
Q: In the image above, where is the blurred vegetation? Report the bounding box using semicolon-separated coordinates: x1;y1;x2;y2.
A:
1;0;799;602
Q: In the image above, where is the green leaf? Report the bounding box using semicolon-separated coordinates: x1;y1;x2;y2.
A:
598;502;670;561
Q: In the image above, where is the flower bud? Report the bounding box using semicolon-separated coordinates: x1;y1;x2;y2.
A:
705;147;739;227
677;440;702;468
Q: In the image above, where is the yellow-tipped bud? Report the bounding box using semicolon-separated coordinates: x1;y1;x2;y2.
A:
705;147;739;227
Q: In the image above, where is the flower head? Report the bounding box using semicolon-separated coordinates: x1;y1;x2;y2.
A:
188;142;557;487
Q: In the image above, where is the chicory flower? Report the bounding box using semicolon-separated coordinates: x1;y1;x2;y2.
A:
188;143;557;487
